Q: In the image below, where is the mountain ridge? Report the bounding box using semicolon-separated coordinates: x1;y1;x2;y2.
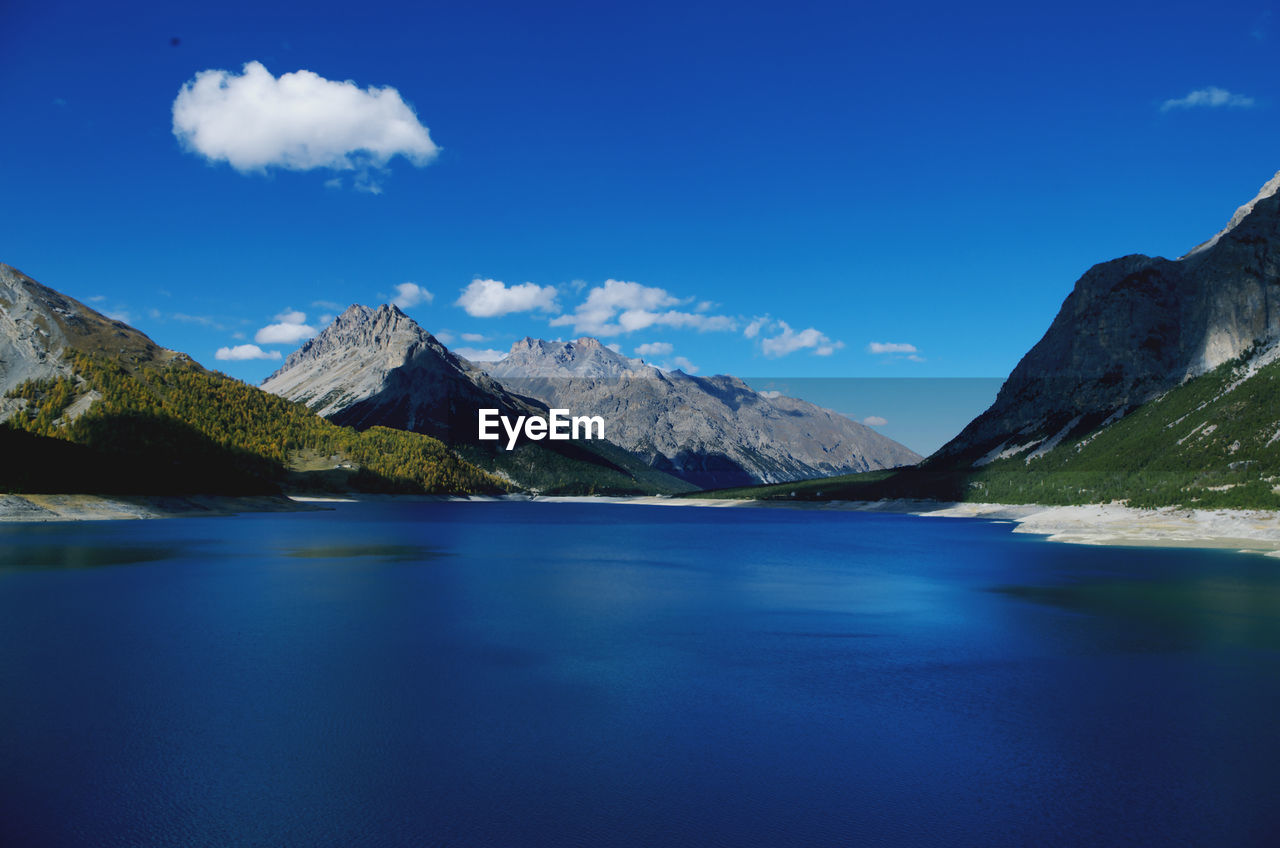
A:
484;335;921;487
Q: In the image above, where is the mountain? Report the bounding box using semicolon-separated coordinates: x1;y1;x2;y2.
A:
690;168;1280;509
0;264;185;416
484;337;922;488
935;169;1280;466
261;305;695;495
0;264;501;497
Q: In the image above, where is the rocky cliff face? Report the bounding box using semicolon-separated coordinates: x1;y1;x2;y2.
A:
935;169;1280;465
0;263;181;421
261;304;533;442
485;337;921;488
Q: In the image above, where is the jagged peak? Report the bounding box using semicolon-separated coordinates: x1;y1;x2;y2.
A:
1181;168;1280;259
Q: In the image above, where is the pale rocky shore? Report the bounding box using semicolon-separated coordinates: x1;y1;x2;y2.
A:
537;495;1280;557
7;491;1280;558
0;493;313;522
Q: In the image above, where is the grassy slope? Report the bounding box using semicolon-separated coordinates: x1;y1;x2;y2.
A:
2;354;507;496
690;350;1280;509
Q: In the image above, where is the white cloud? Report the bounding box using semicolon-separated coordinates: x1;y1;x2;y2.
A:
456;278;559;318
761;322;843;357
744;315;771;339
105;309;133;324
434;330;456;345
172;61;439;187
87;295;106;303
255;309;317;345
455;347;508;362
606;343;622;353
460;332;488;343
1160;87;1255;112
863;415;888;427
392;282;433;309
868;341;918;354
672;356;699;374
759;390;783;399
550;279;737;336
216;344;282;361
312;299;343;311
635;341;674;358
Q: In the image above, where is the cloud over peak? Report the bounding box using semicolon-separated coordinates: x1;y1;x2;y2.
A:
255;309;317;345
392;282;433;309
172;61;438;183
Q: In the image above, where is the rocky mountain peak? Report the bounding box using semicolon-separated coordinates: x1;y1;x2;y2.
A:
1182;169;1280;259
936;166;1280;464
497;335;644;379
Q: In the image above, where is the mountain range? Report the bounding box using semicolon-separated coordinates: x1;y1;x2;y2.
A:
261;307;920;489
486;337;919;487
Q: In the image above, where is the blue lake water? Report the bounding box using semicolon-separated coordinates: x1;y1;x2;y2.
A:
2;501;1280;847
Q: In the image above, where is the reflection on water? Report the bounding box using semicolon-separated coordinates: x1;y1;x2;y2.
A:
283;543;441;561
0;543;180;570
996;573;1280;650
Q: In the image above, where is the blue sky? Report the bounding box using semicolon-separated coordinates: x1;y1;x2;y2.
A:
3;0;1278;441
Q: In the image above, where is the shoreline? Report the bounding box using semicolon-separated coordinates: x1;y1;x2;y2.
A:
530;495;1280;557
5;490;1280;557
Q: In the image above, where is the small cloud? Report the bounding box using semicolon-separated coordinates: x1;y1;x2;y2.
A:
863;415;888;427
635;341;674;358
170;312;226;330
868;342;918;354
759;390;783;399
460;332;488;343
606;343;622;353
104;309;133;324
172;61;439;191
318;313;334;325
744;315;771;339
392;282;433;309
434;330;456;345
215;344;281;361
761;321;843;357
454;346;507;362
550;279;736;336
1160;87;1255;112
255;309;316;345
672;355;699;374
456;278;559;318
86;295;106;303
312;300;343;311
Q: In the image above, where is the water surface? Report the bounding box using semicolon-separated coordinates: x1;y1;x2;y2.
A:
2;501;1278;846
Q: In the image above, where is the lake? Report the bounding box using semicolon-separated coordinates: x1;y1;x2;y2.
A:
2;500;1279;846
